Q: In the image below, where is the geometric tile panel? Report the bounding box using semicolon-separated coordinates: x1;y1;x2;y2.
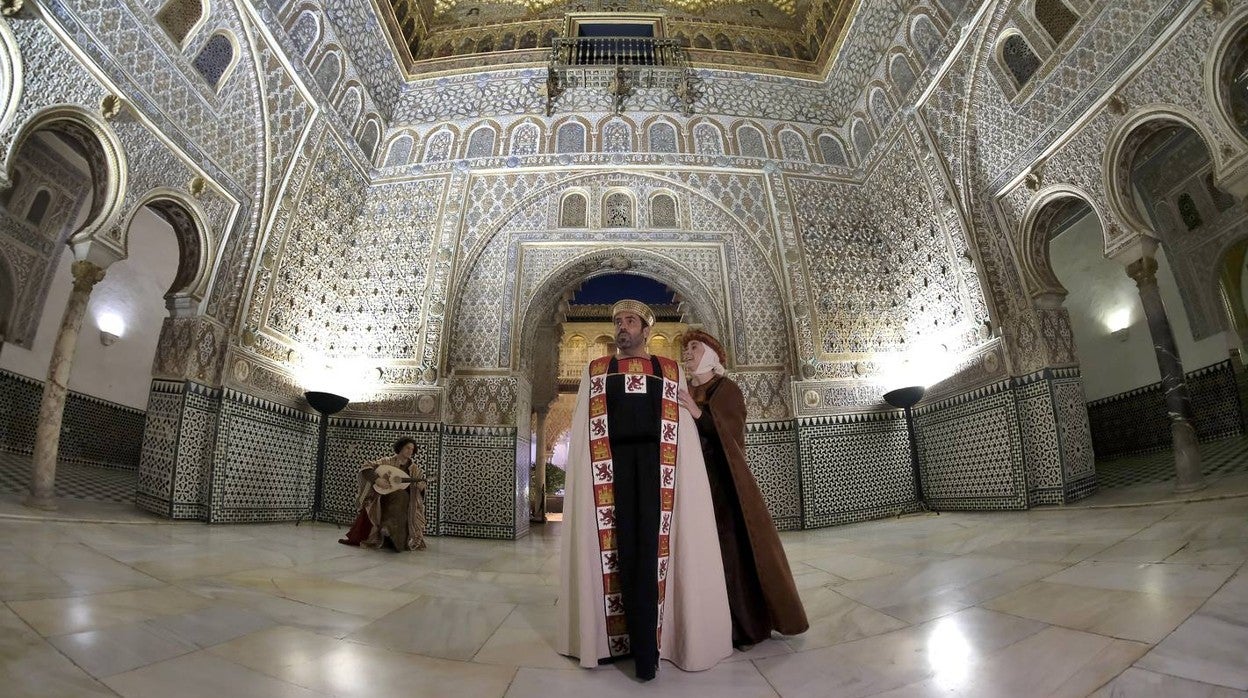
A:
0;368;145;469
1088;360;1243;460
744;421;802;531
208;390;320;523
438;426;519;539
915;380;1028;511
1096;434;1248;490
796;413;917;529
323;418;441;533
0;451;137;504
137;380;184;517
174;383;220;520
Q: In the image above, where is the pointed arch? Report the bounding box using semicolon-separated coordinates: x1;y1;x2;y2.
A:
192;31;239;92
156;0;208;49
122;188;213;307
4;105;128;250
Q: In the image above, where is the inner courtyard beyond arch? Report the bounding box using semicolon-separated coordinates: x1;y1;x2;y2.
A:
1;0;1248;694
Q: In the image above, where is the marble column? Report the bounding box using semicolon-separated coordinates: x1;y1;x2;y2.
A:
532;407;549;522
25;260;107;510
1126;255;1204;493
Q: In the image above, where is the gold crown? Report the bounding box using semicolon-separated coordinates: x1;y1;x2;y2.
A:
611;299;655;327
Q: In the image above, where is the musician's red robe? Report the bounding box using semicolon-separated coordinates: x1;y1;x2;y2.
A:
556;360;731;671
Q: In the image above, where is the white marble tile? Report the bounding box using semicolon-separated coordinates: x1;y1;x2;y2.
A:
984;580;1206;643
505;659;778;698
1092;539;1190;563
1137;609;1248;690
1044;560;1238;598
784;586;908;652
145;602;279;648
7;584;211;636
0;606;115;697
48;620;200;678
103;650;323;697
473;605;581;669
347;595;515;660
1091;667;1248;697
755;608;1046;698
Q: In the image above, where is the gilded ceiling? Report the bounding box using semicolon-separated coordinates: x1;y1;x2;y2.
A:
373;0;858;77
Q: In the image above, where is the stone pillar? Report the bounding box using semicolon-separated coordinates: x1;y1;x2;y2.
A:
532;406;549;522
25;260;107;510
1126;255;1204;493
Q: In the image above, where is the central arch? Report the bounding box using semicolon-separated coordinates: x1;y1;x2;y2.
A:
516;246;729;375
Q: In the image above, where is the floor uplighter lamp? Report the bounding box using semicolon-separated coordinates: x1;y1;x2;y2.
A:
883;386;929;512
300;390;350;525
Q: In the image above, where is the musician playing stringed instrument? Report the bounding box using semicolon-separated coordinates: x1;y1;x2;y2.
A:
338;437;428;551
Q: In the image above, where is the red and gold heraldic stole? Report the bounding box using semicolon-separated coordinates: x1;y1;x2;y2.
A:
586;354;681;658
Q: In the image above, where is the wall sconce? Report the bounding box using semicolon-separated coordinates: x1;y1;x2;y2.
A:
97;312;125;347
1110;327;1129;342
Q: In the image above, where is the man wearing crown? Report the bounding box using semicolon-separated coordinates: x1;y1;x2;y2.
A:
555;299;731;681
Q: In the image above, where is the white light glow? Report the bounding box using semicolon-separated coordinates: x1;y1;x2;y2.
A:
927;617;973;690
295;354;381;402
1105;308;1132;333
883;341;964;391
96;312;126;337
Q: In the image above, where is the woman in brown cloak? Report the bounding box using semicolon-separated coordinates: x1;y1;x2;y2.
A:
676;330;808;648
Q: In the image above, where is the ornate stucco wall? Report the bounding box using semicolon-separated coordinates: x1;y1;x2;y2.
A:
3;0;1245;534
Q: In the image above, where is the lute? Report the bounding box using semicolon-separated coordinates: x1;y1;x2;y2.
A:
371;463;426;495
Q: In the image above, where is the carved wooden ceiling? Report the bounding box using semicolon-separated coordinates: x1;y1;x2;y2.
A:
373;0;858;77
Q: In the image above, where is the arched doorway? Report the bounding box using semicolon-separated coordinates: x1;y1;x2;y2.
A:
517;255;728;524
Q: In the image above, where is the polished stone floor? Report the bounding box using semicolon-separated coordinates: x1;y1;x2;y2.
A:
1;493;1246;697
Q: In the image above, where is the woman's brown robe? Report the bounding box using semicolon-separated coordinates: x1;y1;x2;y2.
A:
690;375;808;645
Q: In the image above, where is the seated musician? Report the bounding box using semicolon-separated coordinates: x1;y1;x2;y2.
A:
338;437;427;551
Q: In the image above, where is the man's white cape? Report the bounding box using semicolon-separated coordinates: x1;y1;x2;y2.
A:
555;361;732;671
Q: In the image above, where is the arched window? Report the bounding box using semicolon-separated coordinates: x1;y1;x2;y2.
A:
736;125;766;158
556;122;586;153
602;121;632;153
1034;0;1078;45
510;122;540;156
384;135;413;167
650;194;677;228
359;118;381;161
560;193;587;227
779;129;810;163
1177;193;1202;231
192;32;236;91
648;122;678;153
313;52;343;96
467;127;496;158
604;192;632;228
818;135;847;167
889;54;918;95
289;11;319;58
851;118;872;162
693;123;724;156
26;189;50;226
868;87;892;130
1001;33;1041;88
423;130;453;162
156;0;206;47
910;14;942;60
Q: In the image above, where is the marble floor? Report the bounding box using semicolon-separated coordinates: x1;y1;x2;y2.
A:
2;494;1247;697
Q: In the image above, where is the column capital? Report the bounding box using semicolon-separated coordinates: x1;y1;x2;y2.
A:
69;260;107;293
1125;255;1159;287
